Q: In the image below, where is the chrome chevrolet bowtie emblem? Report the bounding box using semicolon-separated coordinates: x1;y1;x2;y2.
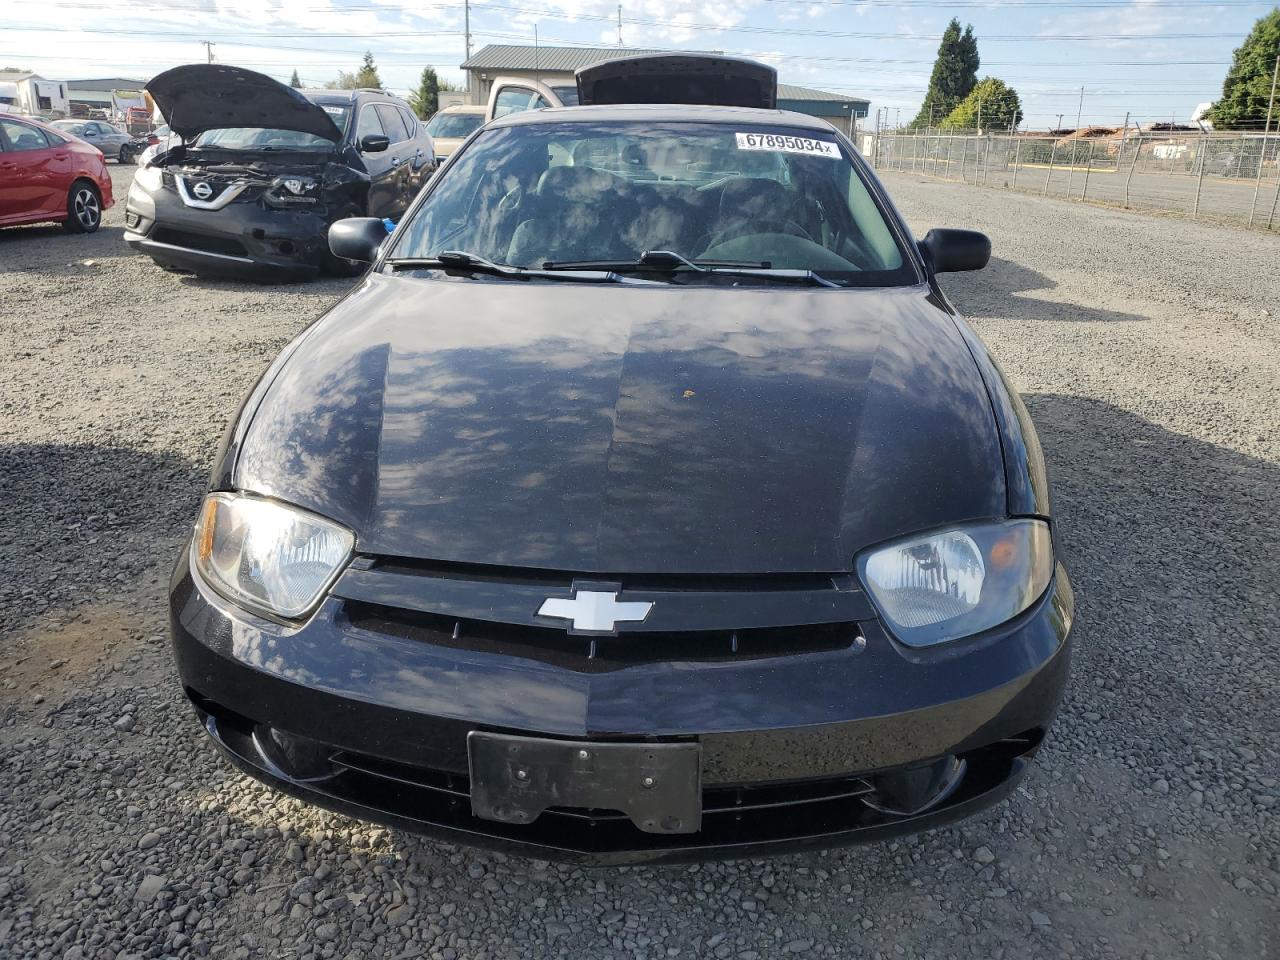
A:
192;181;214;199
538;590;653;633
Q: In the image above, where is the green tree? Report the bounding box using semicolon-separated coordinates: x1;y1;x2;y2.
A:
289;69;302;89
335;52;382;90
354;51;382;89
408;66;440;119
1207;8;1280;129
940;77;1023;131
909;19;980;128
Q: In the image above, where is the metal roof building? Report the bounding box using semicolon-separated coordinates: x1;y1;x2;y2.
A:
459;45;869;130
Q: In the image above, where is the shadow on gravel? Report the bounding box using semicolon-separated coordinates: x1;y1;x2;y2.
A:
174;272;358;295
942;257;1148;323
1023;394;1278;752
0;442;201;636
0;225;129;275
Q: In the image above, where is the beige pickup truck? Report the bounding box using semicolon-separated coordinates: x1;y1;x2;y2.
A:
484;76;580;122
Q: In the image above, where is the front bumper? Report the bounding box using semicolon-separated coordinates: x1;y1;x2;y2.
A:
124;178;328;280
170;551;1074;864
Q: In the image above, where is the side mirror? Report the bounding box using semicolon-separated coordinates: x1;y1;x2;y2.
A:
919;228;991;273
360;134;391;153
328;217;388;263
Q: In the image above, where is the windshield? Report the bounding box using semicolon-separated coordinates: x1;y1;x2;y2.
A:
389;120;913;285
426;112;484;138
191;104;349;150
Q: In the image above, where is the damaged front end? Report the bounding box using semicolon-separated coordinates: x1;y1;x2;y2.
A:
125;145;370;281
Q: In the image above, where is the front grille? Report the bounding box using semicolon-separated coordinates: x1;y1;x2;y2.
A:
152;227;247;257
328;748;876;824
333;556;875;670
344;601;858;670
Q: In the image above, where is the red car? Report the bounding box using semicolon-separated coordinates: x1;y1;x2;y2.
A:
0;114;114;233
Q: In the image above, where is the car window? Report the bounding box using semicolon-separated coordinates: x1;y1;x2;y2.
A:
376;104;411;142
0;119;50;152
550;85;579;106
54;121;86;135
398;106;418;137
391;120;915;286
493;87;533;119
531;95;551;110
357;105;386;143
426;112;484;138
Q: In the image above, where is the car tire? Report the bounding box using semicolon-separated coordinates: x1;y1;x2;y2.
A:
62;180;103;234
321;205;367;278
118;146;135;165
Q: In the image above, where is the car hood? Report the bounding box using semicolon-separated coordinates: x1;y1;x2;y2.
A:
147;64;343;142
233;276;1005;574
432;137;467;156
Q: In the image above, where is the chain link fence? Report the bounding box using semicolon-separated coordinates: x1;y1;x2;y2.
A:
866;130;1280;230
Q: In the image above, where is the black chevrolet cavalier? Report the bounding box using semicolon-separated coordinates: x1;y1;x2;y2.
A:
171;71;1073;864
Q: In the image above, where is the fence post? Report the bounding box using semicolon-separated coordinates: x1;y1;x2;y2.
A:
1249;54;1279;226
1268;169;1280;229
1124;133;1142;207
1081;149;1093;200
1011;136;1021;189
1193;135;1208;218
982;133;993;185
1043;138;1059;196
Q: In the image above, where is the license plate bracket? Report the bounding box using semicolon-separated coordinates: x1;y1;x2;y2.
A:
467;732;702;834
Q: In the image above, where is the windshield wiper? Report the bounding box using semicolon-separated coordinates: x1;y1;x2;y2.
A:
542;250;769;272
386;250;622;283
543;250;841;287
706;267;843;288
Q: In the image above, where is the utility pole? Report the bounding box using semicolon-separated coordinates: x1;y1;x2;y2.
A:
617;3;623;45
202;41;215;64
464;0;472;60
1248;53;1280;227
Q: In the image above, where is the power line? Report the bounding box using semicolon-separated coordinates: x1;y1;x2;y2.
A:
4;10;1255;43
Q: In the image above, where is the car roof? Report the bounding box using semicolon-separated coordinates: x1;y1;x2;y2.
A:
305;89;406;105
439;104;488;114
486;103;838;131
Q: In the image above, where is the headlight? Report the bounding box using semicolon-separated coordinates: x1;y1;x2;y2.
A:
192;493;354;619
857;519;1053;647
269;175;319;201
132;164;163;192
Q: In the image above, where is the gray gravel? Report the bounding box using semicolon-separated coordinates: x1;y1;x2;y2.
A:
1;164;1278;959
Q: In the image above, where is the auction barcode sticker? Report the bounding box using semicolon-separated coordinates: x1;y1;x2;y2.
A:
735;132;840;158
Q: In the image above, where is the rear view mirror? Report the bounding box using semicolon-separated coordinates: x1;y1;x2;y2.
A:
920;228;991;273
328;217;389;263
360;134;391;153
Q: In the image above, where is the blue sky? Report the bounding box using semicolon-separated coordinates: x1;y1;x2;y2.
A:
4;0;1275;129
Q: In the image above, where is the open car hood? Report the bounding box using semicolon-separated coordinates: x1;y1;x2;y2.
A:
576;54;777;109
146;64;343;142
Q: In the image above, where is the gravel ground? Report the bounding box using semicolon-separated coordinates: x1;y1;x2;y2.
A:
1;165;1277;960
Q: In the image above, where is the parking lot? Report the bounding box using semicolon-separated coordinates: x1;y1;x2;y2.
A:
1;162;1277;958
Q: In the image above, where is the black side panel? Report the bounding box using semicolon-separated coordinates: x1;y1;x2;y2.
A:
951;317;1051;518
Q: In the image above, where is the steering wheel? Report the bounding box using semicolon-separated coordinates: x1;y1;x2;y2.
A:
496;183;524;215
700;218;814;253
